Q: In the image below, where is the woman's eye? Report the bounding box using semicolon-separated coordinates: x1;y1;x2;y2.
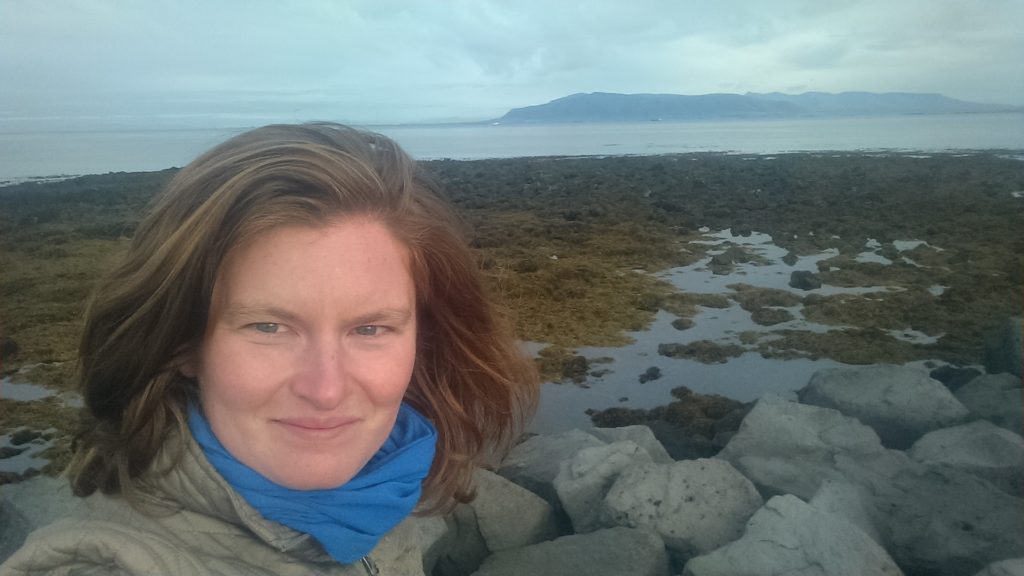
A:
252;323;280;334
354;325;383;336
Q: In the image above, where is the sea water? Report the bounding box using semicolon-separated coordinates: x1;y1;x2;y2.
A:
2;113;1022;183
527;228;955;435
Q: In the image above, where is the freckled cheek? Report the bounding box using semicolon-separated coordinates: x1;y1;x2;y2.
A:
356;344;417;403
200;338;292;403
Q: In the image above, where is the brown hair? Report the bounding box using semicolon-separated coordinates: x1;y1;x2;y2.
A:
67;123;538;513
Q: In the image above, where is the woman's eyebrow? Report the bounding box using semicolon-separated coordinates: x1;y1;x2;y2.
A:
221;304;301;324
222;304;413;325
350;307;414;325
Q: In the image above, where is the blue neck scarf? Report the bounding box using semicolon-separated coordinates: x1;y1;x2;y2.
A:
187;402;437;564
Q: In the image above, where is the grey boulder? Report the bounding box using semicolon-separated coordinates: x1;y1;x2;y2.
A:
0;494;31;565
0;475;88;564
433;503;489;576
469;526;669;576
799;365;969;448
497;429;605;512
602;459;762;557
682;494;903;576
955;373;1023;433
881;461;1024;576
589;425;673;464
716;394;887;499
469;468;560;552
553;440;655;533
808;480;883;544
973;558;1024;576
908;420;1024;495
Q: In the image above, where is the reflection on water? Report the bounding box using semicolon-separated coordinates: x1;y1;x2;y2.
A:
0;377;56;402
0;428;56;475
663;229;892;296
530;331;847;436
0;373;82;476
0;372;83;408
528;228;947;435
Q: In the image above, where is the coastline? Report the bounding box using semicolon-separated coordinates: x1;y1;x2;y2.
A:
3;111;1024;184
2;150;1022;477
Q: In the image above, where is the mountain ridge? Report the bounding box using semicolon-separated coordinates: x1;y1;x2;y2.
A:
495;91;1022;124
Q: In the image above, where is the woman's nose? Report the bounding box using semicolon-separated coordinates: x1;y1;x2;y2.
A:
291;341;349;409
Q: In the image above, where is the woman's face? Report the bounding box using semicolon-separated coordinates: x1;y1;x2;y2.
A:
186;218;417;489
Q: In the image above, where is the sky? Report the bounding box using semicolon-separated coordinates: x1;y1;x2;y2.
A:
1;0;1022;127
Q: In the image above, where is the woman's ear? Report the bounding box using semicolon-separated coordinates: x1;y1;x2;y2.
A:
177;348;199;379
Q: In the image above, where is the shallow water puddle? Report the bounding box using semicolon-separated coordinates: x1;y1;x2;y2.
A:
529;313;848;435
0;377;57;402
1;369;83;407
0;372;82;475
528;228;943;435
0;428;56;475
665;229;890;296
856;238;945;266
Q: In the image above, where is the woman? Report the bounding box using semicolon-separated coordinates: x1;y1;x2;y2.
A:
1;123;538;575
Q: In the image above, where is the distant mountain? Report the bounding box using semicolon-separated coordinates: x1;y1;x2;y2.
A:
495;91;1021;124
496;92;803;123
745;91;1017;116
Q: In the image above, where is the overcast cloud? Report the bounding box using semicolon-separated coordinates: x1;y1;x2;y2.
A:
1;0;1021;126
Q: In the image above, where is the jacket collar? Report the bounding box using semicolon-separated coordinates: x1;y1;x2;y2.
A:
138;426;334;563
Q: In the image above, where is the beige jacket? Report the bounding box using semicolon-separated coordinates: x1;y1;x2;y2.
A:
0;430;428;576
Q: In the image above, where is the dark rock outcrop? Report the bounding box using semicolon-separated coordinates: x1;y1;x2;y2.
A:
789;270;822;290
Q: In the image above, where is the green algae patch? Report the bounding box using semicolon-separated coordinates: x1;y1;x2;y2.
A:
802;288;946;334
900;243;950;268
658;340;745;364
751;308;795;326
738;331;761;345
589;385;745;429
671;318;695;331
9;362;76;393
587;386;751;459
422;153;1023;367
0;238;127;369
661;291;731;319
719;284;801;326
755;328;927;364
817;255;948;289
534;345;590;384
483;259;675;348
727;284;803;310
1;170;170;368
708;245;770;274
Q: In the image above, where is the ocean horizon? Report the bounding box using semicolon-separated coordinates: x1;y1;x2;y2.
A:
2;112;1023;184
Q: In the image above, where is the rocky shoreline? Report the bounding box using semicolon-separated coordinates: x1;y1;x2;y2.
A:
3;360;1021;575
2;152;1022;573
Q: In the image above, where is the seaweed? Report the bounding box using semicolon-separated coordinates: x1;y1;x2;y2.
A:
3;152;1022;473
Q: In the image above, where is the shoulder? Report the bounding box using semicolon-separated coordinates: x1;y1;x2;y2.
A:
2;516;427;576
2;511;413;576
1;496;318;576
0;517;210;576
